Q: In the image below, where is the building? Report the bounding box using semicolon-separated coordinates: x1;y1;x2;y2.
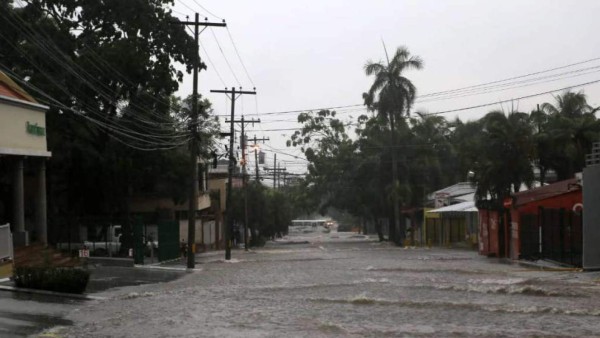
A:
421;182;477;247
479;178;583;266
0;71;50;247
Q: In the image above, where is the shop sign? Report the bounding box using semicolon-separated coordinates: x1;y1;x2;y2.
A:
26;121;45;136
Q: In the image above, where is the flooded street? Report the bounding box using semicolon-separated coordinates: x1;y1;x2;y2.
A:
36;232;600;337
0;292;77;337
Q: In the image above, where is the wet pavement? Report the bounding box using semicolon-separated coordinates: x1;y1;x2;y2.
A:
0;264;185;337
0;292;77;337
6;231;600;337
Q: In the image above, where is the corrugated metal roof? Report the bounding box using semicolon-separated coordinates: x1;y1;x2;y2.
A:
426;201;477;213
427;182;476;201
512;178;580;207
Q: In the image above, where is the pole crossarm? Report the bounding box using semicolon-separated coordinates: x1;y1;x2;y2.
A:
171;20;227;27
172;13;226;269
210;87;257;259
263;168;287;172
211;89;257;95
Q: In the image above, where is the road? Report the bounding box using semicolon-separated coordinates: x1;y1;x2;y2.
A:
0;265;184;337
9;231;600;337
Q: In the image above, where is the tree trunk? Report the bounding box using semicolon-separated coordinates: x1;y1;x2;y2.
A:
388;204;396;243
389;113;401;245
375;217;384;242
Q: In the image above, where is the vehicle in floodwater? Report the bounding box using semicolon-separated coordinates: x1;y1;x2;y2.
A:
289;219;338;233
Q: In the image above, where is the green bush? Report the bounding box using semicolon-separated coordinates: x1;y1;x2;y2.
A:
13;267;91;294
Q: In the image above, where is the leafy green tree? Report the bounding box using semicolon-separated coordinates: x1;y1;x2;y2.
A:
0;1;204;247
353;115;390;240
288;109;358;215
228;181;296;247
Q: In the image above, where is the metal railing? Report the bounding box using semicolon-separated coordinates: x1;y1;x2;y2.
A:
0;224;13;261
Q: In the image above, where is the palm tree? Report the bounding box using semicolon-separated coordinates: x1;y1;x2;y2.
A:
473;111;535;204
363;46;423;244
539;91;600;178
541;90;595;117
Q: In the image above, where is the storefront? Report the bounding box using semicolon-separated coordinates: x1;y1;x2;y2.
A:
0;71;50;247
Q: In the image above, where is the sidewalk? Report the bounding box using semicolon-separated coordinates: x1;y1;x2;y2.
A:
159;247;258;268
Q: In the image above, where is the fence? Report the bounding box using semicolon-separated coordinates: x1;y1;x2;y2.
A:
0;224;13;261
157;220;180;262
540;208;582;267
50;215;181;263
519;208;582;267
520;214;540;260
52;217;130;257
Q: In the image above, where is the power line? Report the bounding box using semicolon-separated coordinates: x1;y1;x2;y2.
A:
226;27;255;88
261;144;309;162
210;27;241;87
427;77;600;116
0;62;190;150
188;0;223;20
417;55;600;99
415;65;600;104
175;0;203;16
171;8;191;18
190;26;227;87
219;56;600;118
0;9;185;128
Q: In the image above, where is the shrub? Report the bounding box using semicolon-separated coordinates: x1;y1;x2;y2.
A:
13;267;91;294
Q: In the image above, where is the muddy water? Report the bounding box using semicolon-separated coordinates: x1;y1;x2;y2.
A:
0;292;77;337
51;232;600;337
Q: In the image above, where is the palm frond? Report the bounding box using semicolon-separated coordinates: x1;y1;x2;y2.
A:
364;62;385;76
540;102;559;115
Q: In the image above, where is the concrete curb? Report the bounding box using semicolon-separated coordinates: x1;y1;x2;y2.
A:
0;285;105;300
515;260;583;272
133;264;201;272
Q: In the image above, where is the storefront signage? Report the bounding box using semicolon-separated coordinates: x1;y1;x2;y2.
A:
26;121;45;136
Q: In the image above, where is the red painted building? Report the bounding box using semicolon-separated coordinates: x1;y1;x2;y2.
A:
479;178;582;263
505;178;583;259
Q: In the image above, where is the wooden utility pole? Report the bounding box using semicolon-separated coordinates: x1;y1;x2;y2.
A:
255;149;259;181
226;117;260;251
172;14;226;269
251;136;269;182
277;162;281;189
264;163;286;190
210;87;256;260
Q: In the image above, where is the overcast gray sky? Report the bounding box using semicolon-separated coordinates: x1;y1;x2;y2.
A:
171;0;600;176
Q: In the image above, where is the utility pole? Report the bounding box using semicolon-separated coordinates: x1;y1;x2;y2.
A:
255;150;259;181
210;87;256;260
264;162;286;190
251;135;269;182
172;14;226;269
277;162;281;189
226;117;260;251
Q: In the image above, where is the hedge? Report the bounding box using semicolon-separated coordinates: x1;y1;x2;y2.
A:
13;266;90;294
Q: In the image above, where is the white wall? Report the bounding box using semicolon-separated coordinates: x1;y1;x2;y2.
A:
0;102;47;154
